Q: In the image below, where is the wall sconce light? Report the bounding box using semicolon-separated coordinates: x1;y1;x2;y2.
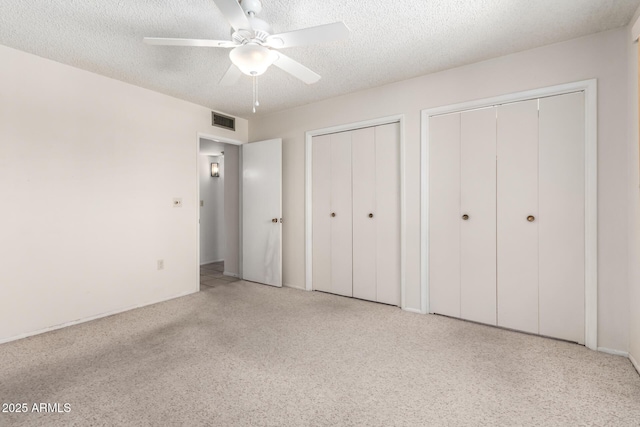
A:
211;163;220;178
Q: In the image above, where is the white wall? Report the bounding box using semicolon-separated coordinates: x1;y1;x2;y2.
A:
199;155;225;264
223;145;240;276
250;29;631;352
627;7;640;369
0;44;247;342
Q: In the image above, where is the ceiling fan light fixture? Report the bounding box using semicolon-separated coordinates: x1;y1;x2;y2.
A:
229;43;277;76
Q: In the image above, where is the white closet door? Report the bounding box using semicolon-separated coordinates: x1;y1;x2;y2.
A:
375;122;401;306
352;127;377;301
538;92;585;343
460;108;497;325
312;135;332;293
497;100;539;334
429;113;461;317
330;132;353;297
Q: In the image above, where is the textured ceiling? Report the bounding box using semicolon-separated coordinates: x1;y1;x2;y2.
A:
1;1;639;119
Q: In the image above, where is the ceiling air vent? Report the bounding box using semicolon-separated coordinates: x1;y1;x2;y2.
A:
212;112;235;131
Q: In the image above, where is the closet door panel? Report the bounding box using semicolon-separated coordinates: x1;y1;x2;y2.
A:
460;108;497;325
330;132;353;297
312;135;332;293
538;92;585;343
429;114;461;317
375;123;401;306
497;100;539;334
352;127;377;302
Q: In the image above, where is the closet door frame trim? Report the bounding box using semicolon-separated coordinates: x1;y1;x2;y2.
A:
305;114;406;308
420;79;598;350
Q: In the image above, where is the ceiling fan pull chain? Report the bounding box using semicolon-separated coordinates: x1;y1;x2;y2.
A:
252;75;256;113
253;76;260;107
251;75;260;113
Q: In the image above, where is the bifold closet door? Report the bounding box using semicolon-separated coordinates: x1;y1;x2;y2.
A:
330;132;353;297
312;135;332;293
429;113;461;318
538;92;585;343
374;123;401;305
352;123;401;305
460;108;497;325
312;132;353;297
497;100;539;334
352;127;377;301
429;93;585;342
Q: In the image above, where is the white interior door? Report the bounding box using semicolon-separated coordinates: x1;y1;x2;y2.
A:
329;131;353;297
312;135;332;293
428;92;587;343
352;127;377;301
497;100;539;334
374;123;401;306
242;138;282;287
429;113;461;318
538;92;585;343
311;131;352;297
460;107;497;325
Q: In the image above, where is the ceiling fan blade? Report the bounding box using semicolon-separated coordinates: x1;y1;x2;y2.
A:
212;0;253;33
143;37;238;48
265;22;349;49
219;64;242;86
273;53;321;85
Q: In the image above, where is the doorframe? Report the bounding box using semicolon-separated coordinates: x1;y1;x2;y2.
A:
196;132;244;292
420;79;598;350
304;114;407;308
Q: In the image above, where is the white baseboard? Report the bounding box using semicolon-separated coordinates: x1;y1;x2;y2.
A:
630;352;640;376
597;347;629;357
402;307;425;314
200;259;224;266
284;283;306;291
223;271;239;278
0;289;198;345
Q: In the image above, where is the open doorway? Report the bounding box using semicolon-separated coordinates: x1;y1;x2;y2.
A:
199;137;241;291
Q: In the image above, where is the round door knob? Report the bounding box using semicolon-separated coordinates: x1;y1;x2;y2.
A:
368;213;374;218
272;218;278;223
527;215;535;222
331;212;336;217
462;214;469;220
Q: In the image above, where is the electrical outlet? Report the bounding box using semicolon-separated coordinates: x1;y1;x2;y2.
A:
157;259;164;270
173;198;182;208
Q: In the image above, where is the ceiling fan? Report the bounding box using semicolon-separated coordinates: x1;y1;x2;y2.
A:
143;0;349;90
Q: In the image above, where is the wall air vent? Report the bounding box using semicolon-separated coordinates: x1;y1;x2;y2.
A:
212;112;235;131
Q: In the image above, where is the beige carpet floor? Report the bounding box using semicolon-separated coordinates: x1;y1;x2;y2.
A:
1;280;639;426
